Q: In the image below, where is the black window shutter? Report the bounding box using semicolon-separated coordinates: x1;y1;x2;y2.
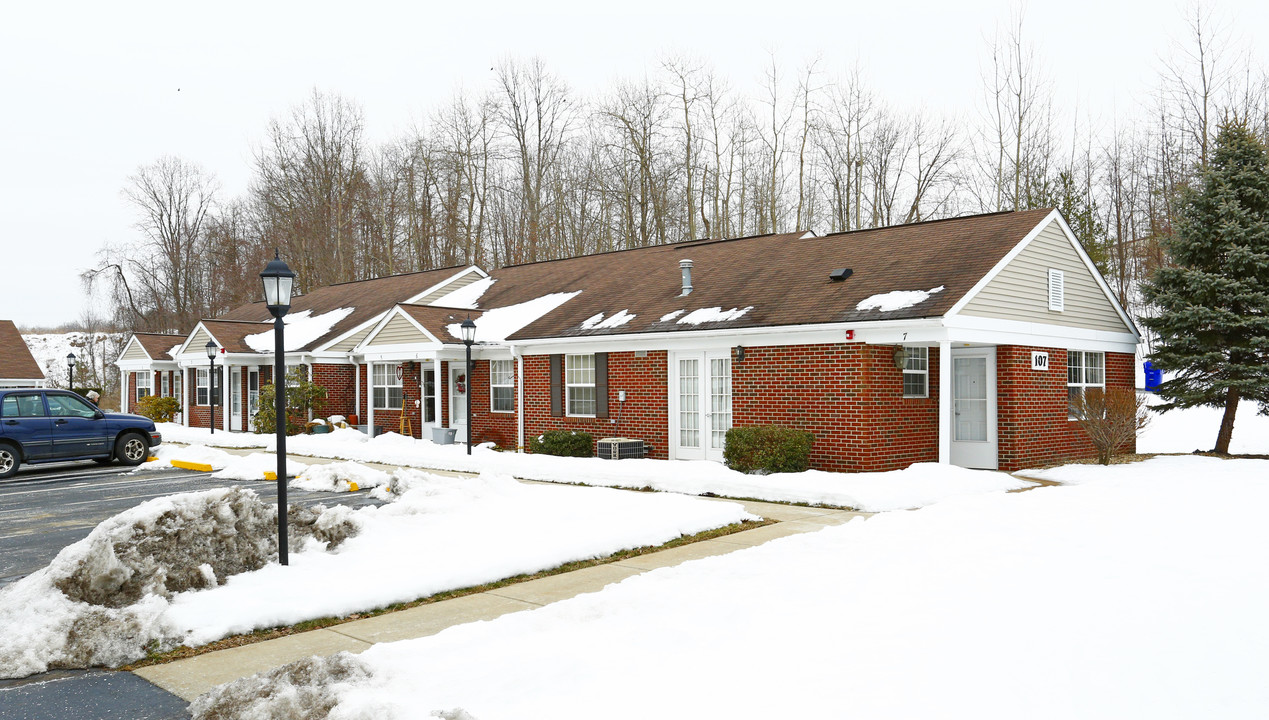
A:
550;354;563;417
595;352;609;418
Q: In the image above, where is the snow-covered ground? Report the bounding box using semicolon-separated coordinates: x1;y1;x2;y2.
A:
155;424;1033;511
0;470;753;678
195;454;1269;719
1137;396;1269;455
22;331;120;385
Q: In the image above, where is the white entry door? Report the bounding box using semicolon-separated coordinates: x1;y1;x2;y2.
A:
950;347;998;469
229;367;243;432
670;350;732;462
449;364;468;443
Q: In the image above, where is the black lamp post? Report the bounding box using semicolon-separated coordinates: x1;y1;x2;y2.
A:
460;317;476;455
261;250;296;566
66;353;76;390
205;341;218;435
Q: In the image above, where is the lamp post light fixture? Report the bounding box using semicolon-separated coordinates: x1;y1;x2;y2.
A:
66;352;76;391
205;341;218;435
261;250;296;566
460;317;476;456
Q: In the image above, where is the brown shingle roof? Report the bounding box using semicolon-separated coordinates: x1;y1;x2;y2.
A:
458;209;1054;341
213;266;472;352
201;320;271;354
0;320;45;380
134;332;186;361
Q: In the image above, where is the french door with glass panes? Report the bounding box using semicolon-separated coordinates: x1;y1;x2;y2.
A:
670;350;732;462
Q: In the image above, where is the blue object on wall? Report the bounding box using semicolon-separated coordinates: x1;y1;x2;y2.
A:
1143;361;1162;391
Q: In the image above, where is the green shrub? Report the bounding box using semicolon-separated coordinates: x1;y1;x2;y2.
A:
530;429;595;457
723;426;814;474
253;367;328;435
134;395;182;423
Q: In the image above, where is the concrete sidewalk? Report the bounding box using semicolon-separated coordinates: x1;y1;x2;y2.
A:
133;497;869;702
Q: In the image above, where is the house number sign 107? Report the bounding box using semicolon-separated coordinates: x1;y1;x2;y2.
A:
1031;351;1049;370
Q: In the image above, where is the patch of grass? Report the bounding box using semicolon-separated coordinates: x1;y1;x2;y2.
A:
122;517;775;670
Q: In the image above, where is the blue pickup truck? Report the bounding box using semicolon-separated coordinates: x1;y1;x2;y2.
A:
0;389;162;479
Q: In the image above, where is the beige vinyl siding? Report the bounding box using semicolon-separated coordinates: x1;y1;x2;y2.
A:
188;327;214;352
959;220;1130;333
326;325;373;353
365;314;428;346
414;271;483;305
120;339;151;361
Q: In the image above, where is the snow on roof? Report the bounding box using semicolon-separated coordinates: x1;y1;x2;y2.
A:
855;286;944;313
430;276;496;310
659;310;685;322
167;345;182;360
676;306;753;325
580;310;636;331
243;308;355;353
447;291;581;343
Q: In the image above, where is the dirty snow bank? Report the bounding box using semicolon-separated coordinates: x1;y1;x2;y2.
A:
191;653;373;720
200;457;1269;719
0;488;357;678
293;461;392;492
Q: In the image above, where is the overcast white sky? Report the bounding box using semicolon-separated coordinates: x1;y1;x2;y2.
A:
2;0;1264;329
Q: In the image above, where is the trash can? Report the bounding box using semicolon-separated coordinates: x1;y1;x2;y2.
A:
432;427;458;445
1143;361;1162;392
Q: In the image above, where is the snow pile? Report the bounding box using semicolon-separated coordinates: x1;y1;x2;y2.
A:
580;310;636;331
1137;397;1269;455
856;285;944;312
205;457;1269;719
22;331;119;382
213;452;309;481
445;291;581;343
430;276;496;309
676;306;753;325
191;652;372;720
164;471;754;646
243;308;354;353
0;488;358;678
292;461;391;493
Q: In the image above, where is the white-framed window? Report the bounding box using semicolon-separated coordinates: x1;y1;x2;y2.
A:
135;372;152;403
1067;350;1105;417
490;360;515;413
565;354;596;417
902;346;929;398
196;368;210;405
160;372;169;397
423;368;436;423
173;372;182;406
372;363;403;410
1048;269;1066;311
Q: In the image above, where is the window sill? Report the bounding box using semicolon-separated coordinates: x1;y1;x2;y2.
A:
491;409;516;414
566;414;597;419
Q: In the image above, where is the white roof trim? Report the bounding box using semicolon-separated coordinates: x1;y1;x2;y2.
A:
402;265;490;305
118;335;152;361
176;321;221;358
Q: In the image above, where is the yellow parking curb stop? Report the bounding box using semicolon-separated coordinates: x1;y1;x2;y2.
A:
171;459;214;472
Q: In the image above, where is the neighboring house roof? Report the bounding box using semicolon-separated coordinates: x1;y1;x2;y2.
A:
213;265;478;353
135;333;185;361
0;320;45;380
455;209;1057;341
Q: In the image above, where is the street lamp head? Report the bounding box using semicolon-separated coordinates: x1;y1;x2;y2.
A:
205;340;219;360
260;250;296;318
66;352;76;369
460;317;477;346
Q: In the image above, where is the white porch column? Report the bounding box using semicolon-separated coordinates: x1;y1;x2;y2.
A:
516;353;525;453
366;362;375;437
432;363;443;435
352;357;360;424
939;340;952;464
223;364;232;433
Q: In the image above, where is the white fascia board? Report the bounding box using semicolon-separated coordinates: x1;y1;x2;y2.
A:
360;344;444;363
944;210;1059;318
943;315;1140;353
1048;212;1143;339
0;379;48;387
307;352;363;364
115;359;157;372
403;266;490;305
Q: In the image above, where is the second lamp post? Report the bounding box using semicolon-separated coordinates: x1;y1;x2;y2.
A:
460;318;476;455
261;251;296;566
204;341;218;434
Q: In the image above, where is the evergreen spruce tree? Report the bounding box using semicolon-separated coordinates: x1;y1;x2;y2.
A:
1142;121;1269;454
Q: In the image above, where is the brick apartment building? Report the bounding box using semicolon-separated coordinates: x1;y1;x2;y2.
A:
117;209;1140;472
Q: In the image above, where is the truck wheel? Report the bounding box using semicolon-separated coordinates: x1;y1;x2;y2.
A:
115;433;149;466
0;443;19;479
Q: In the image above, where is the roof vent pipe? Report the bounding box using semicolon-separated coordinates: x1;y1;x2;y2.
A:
680;259;694;296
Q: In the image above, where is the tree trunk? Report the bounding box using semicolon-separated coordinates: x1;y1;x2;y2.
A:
1214;387;1239;454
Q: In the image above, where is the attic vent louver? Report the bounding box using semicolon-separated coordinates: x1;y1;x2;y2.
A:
680;259;694;296
830;268;853;282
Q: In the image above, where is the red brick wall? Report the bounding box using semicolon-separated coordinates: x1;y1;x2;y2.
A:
519;351;671;458
731;344;940;473
996;347;1136;471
